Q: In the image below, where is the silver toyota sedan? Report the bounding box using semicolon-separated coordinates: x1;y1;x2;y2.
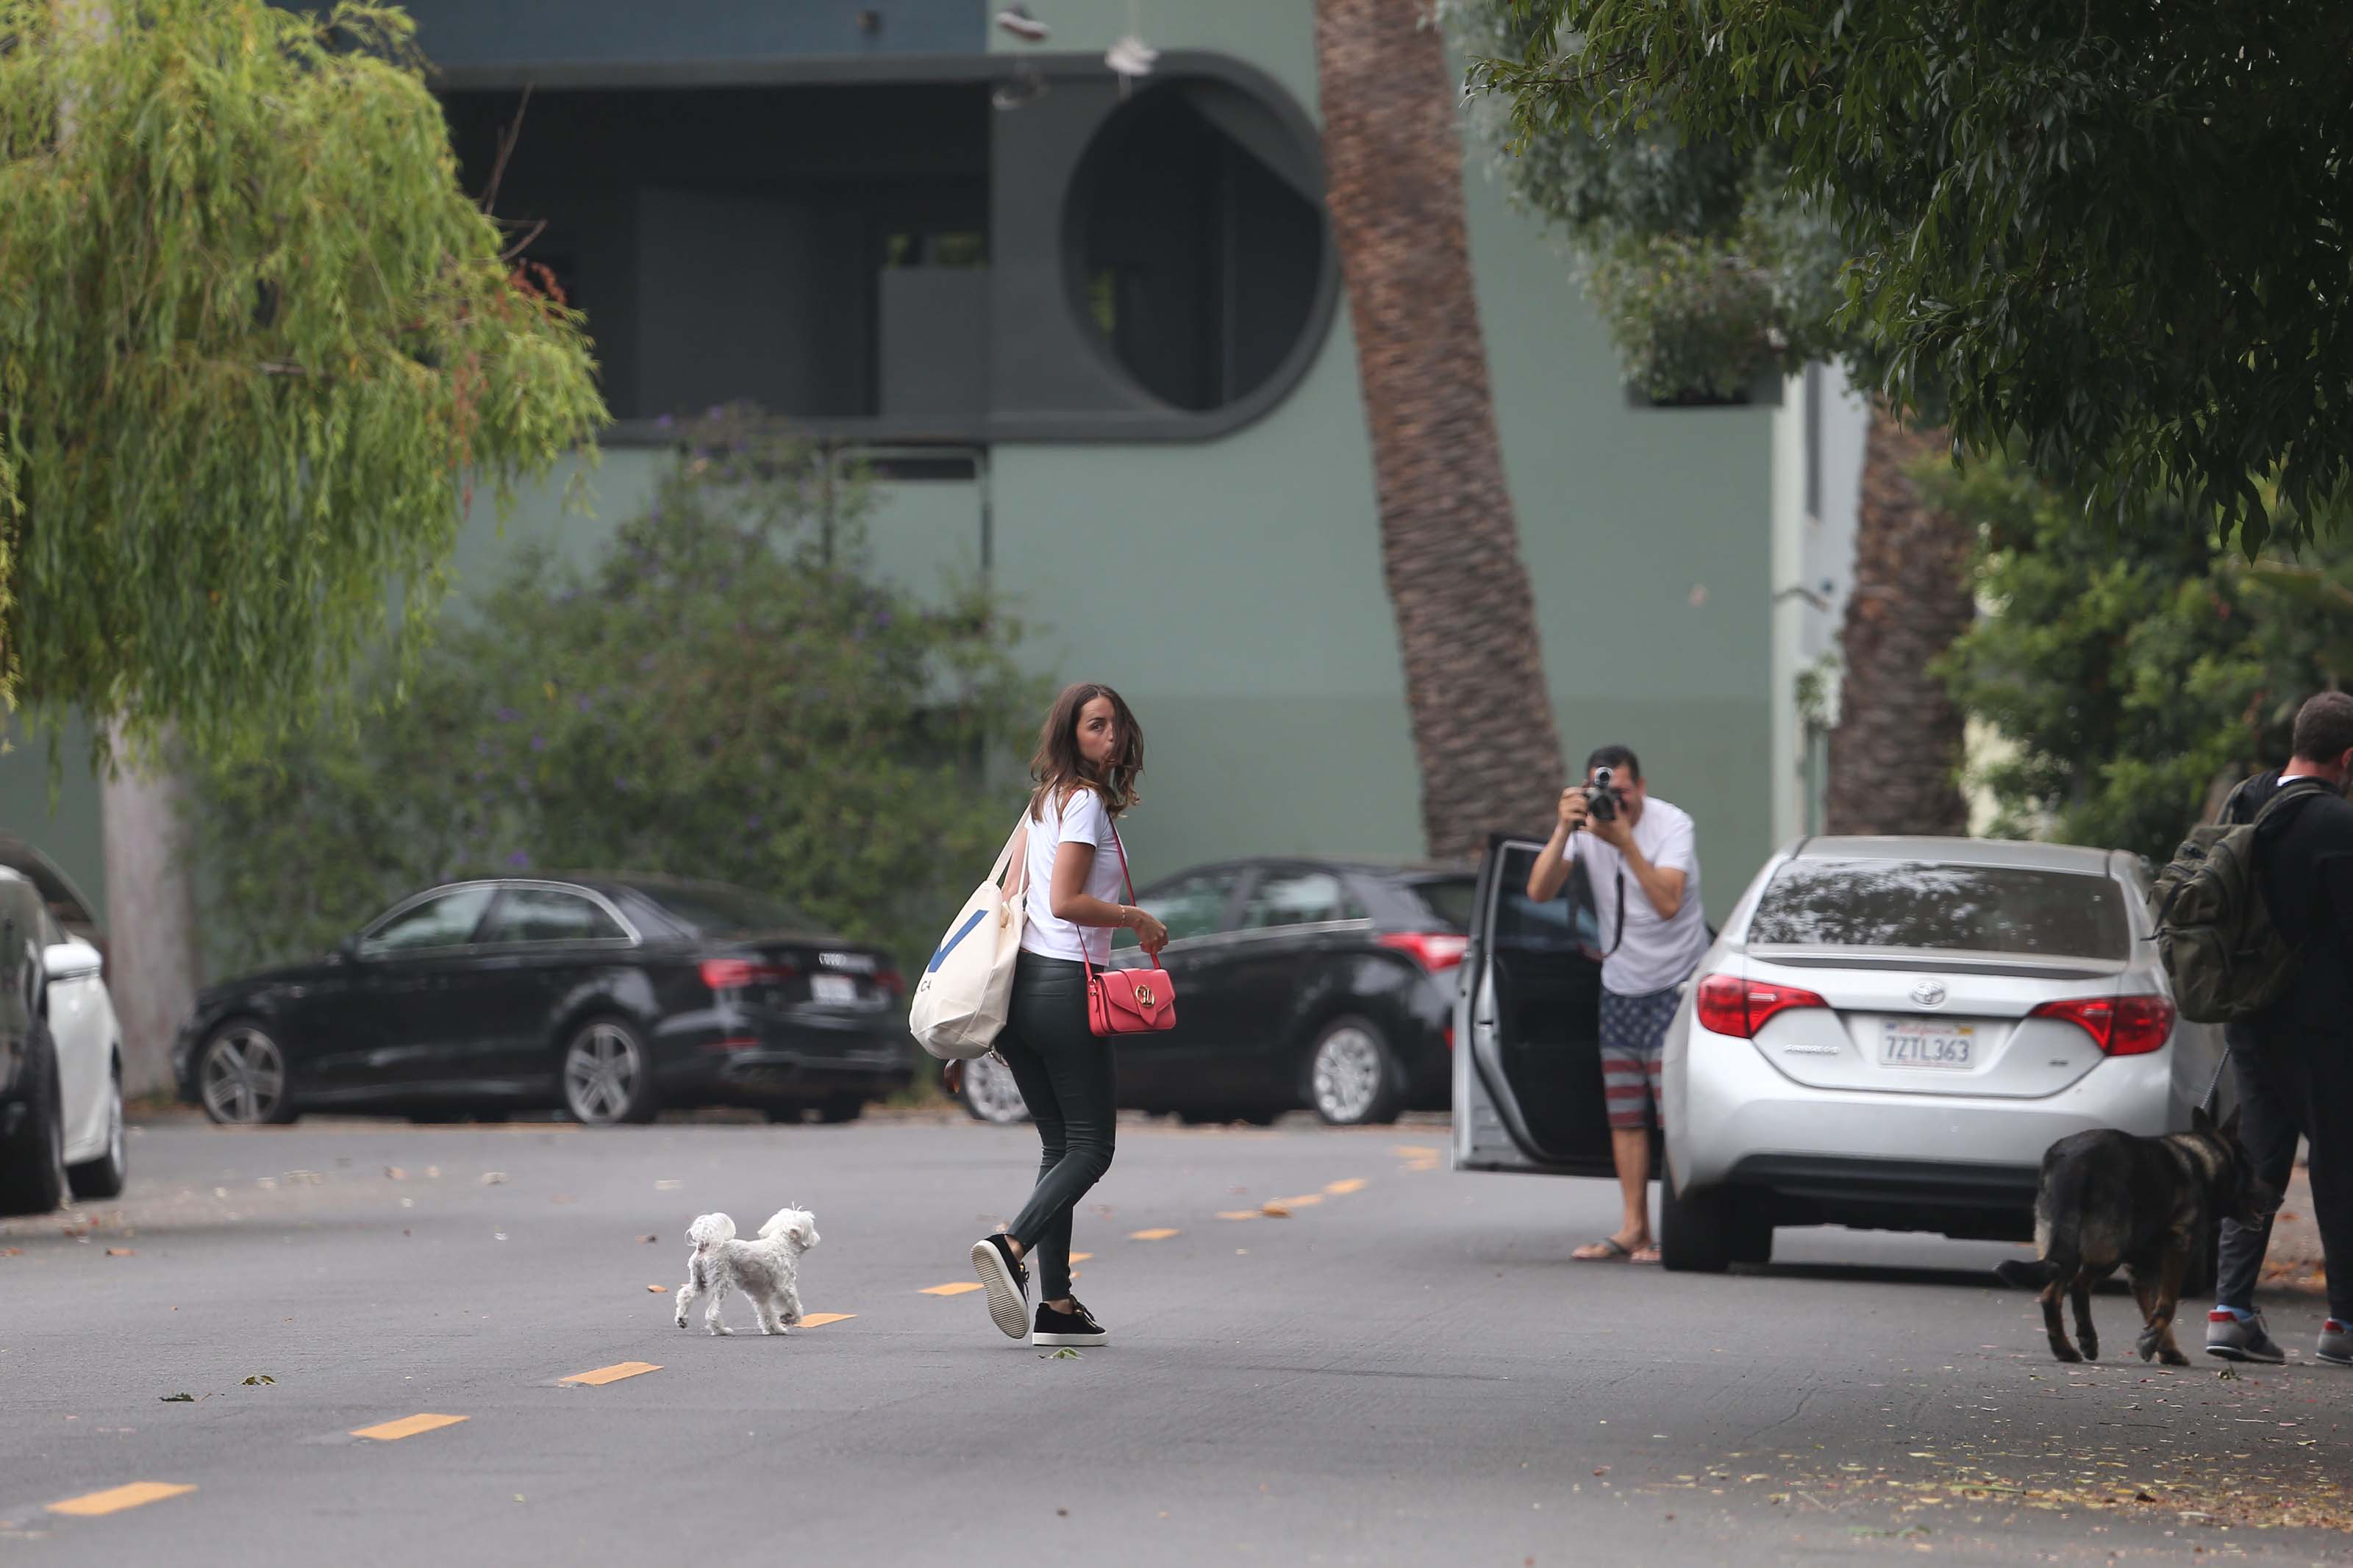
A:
1453;835;2226;1272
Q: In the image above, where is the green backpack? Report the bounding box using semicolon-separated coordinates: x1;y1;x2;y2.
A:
2148;778;2326;1023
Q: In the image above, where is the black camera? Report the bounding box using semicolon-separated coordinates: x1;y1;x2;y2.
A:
1587;766;1624;823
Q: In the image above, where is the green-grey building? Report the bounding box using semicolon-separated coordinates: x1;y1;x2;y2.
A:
4;0;1868;1076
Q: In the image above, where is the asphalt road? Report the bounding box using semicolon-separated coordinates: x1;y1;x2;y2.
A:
3;1111;2347;1567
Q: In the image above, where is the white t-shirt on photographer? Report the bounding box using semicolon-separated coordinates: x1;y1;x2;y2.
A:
1572;796;1707;996
1019;785;1128;966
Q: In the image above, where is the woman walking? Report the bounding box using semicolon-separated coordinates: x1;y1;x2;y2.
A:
962;681;1166;1347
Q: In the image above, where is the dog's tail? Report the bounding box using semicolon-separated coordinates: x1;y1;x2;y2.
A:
1993;1257;2057;1290
687;1212;737;1253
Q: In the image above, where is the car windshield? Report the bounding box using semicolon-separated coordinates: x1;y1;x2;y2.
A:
1748;860;2131;959
1403;876;1478;932
641;884;821;937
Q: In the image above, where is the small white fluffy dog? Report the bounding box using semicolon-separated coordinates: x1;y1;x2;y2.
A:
674;1207;820;1336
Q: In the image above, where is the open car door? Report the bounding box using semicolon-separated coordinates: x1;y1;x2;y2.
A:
1452;834;1618;1176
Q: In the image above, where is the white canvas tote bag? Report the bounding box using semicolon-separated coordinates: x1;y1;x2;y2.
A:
910;819;1029;1061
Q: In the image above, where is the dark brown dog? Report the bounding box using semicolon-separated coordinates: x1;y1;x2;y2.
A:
1993;1109;2274;1364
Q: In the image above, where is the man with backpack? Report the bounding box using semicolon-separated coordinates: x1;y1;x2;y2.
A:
2180;692;2353;1366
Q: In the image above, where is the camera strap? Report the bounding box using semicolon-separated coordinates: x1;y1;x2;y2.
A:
1602;862;1627;961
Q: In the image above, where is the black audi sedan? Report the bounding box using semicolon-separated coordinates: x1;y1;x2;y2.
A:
174;876;913;1127
955;857;1479;1127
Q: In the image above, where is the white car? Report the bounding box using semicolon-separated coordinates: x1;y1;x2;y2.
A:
0;866;128;1215
1454;836;2223;1272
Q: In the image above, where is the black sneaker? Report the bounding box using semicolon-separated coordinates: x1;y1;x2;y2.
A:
971;1234;1030;1339
1032;1296;1110;1348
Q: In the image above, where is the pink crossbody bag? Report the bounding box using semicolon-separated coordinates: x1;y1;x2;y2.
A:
1082;823;1177;1037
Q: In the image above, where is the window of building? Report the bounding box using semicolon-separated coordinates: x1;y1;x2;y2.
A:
1065;79;1325;413
437;56;1335;443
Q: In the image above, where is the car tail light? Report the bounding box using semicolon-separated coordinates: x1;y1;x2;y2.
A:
1380;931;1468;973
1695;973;1828;1039
874;969;906;996
2029;995;2174;1056
699;959;795;992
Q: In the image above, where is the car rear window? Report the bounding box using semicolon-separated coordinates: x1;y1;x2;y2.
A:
1401;876;1478;932
1748;860;2131;959
640;884;820;937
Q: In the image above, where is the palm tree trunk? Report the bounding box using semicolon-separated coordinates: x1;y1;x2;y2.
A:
1315;0;1564;861
1824;407;1974;836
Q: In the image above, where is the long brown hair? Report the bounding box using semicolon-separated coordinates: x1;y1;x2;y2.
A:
1027;681;1144;821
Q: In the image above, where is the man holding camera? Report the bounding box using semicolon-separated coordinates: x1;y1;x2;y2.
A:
1527;745;1710;1262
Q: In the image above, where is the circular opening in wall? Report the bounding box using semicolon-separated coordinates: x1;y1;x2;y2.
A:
1063;76;1327;413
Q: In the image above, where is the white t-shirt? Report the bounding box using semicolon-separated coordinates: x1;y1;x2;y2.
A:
1571;796;1708;996
1019;786;1129;965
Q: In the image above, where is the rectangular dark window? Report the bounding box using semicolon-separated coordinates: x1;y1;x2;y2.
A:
1749;862;2131;959
441;83;991;424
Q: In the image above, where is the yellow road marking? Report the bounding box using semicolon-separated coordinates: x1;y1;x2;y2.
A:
1129;1228;1180;1241
799;1313;854;1328
1270;1194;1324;1209
1324;1178;1367;1195
1402;1158;1441;1172
351;1413;468;1442
560;1361;661;1386
1215;1210;1260;1221
1070;1252;1093;1262
921;1281;983;1296
1391;1145;1439;1158
47;1482;195;1518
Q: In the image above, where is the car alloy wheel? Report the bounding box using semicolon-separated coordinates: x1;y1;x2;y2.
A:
959;1053;1029;1124
201;1025;289;1126
1309;1019;1399;1125
563;1020;654;1125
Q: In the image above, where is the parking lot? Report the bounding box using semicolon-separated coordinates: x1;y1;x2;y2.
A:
4;1111;2347;1564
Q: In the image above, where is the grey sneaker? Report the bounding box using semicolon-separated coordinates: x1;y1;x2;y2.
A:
2206;1309;2287;1364
2321;1319;2352;1367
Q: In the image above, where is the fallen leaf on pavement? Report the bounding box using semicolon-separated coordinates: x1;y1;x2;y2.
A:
647;1284;668;1293
385;1167;406;1180
1;1247;21;1256
1048;1347;1082;1359
105;1248;134;1256
638;1234;658;1244
160;1393;195;1403
241;1374;275;1386
1260;1203;1290;1218
480;1172;508;1186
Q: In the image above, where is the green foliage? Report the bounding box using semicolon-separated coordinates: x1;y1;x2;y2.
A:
1471;1;2353;551
1934;454;2353;863
0;0;607;769
190;411;1044;976
1440;0;1843;401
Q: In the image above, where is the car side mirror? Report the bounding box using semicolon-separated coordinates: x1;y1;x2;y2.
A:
43;939;102;981
331;933;362;964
